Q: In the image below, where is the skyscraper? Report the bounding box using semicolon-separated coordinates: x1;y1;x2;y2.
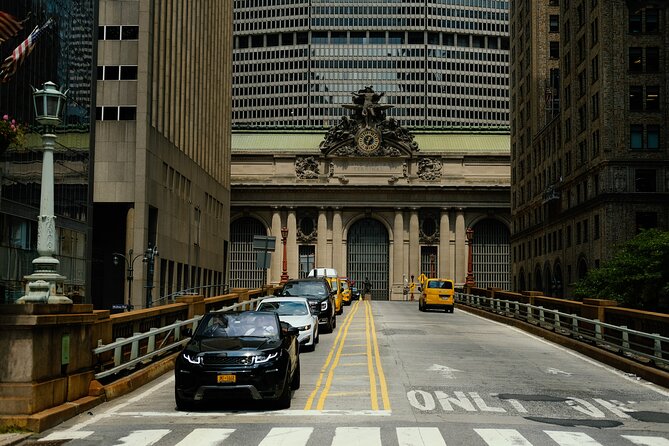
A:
510;1;668;297
232;1;510;128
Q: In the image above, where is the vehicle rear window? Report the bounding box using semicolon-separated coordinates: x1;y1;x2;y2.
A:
281;281;327;297
426;280;453;289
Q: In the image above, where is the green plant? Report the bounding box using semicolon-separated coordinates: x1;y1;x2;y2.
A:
0;113;26;151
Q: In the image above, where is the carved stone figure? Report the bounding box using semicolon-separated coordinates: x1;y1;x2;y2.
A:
417;157;442;181
295;156;319;179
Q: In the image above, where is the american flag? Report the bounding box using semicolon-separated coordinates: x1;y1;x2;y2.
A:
0;17;53;83
0;11;24;45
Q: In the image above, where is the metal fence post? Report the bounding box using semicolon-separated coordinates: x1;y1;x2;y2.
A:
653;334;662;359
131;333;140;360
147;327;158;354
595;320;602;342
621;326;629;350
572;314;578;336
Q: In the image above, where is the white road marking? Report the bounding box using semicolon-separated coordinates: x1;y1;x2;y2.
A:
397;427;447;446
622;436;669;446
593;398;633;418
545;431;603;445
39;431;94;441
505;398;528;413
258;427;313;446
115;409;392;417
174;428;235;446
470;392;506;412
474;428;532;446
112;429;170;446
546;368;573;376
462;311;669;397
427;363;461;379
332;427;382;446
566;397;606;418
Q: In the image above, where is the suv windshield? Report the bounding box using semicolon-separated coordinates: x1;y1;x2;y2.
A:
196;312;279;338
280;281;328;297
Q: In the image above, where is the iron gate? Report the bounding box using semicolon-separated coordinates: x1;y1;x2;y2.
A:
229;217;266;289
472;218;510;289
347;218;389;300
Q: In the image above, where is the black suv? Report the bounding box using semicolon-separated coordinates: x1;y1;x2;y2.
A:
175;311;300;410
275;278;337;333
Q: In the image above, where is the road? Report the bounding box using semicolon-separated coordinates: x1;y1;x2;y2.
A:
30;300;669;445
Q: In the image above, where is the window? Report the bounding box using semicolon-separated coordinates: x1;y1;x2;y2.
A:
590;18;598;46
629;86;643;111
549;41;560;59
630;124;660;150
629;10;642;33
630;124;643;149
636;212;657;232
594;214;600;239
646;86;660;111
646;8;659;33
550;15;560;33
576;221;581;244
646;47;659;72
96;106;137;121
648;125;660;149
629;47;642;72
635;169;656;192
120;66;138;80
591;55;599;83
591;92;599;119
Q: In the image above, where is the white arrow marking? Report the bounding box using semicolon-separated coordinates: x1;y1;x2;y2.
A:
546;367;573;376
427;364;462;379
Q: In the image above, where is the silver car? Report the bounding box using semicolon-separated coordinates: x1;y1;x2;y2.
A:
256;297;319;351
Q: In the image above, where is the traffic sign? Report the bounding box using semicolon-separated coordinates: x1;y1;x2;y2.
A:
418;273;427;284
253;235;276;251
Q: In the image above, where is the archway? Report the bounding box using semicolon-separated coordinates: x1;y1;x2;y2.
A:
518;268;526;291
229;216;267;289
577;256;589;281
534;264;543;292
347;218;389;300
543;262;552;296
553;261;564;298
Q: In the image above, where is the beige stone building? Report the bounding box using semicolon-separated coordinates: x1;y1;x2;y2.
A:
230;91;511;300
92;1;233;309
510;1;669;298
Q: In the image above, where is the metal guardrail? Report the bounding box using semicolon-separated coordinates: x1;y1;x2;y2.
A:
152;283;231;306
455;292;668;368
93;296;265;380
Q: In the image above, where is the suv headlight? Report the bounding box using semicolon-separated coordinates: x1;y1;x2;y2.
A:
182;353;202;365
320;301;328;311
254;351;280;364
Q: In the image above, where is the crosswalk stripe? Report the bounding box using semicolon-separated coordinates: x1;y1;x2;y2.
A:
474;428;532;446
174;428;235;445
332;427;382;446
112;429;170;446
545;431;603;445
397;427;447;446
622;436;669;446
39;431;94;441
258;427;313;446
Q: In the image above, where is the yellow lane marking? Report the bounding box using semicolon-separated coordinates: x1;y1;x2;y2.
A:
367;300;391;410
346;344;367;347
365;299;379;410
339;362;368;367
341;352;367;357
303;300;361;410
327;391;371;397
315;300;362;410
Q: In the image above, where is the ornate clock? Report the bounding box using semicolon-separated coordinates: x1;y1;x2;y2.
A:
356;127;381;154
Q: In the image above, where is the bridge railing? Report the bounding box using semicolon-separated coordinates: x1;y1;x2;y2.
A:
93;291;273;380
455;291;669;369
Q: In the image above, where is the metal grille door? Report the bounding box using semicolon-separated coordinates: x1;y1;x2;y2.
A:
347;218;389;300
472;219;510;289
230;217;266;289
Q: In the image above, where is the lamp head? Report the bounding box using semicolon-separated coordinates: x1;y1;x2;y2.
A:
281;227;288;239
32;81;68;127
112;255;119;266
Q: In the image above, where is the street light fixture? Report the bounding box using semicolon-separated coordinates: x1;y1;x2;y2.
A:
465;226;476;288
18;81;70;304
280;227;289;284
112;249;145;310
144;245;159;308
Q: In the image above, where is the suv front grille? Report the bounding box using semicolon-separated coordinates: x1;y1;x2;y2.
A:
204;356;253;365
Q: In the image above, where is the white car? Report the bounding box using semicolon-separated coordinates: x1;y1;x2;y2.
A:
256;297;319;350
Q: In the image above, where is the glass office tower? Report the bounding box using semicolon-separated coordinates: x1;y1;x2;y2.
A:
233;0;510;128
0;0;95;302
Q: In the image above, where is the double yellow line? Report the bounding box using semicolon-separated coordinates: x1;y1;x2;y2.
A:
304;300;390;411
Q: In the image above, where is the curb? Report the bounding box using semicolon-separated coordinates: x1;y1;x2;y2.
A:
0;353;178;434
457;304;669;389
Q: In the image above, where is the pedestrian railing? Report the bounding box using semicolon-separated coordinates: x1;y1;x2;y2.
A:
93;296;265;380
455;292;669;369
152;283;230;306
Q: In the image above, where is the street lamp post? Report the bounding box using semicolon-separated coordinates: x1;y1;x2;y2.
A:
18;81;70;304
280;227;289;284
144;245;159;308
112;249;144;310
465;227;476;288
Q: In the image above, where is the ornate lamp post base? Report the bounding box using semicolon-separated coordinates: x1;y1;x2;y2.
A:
17;269;71;304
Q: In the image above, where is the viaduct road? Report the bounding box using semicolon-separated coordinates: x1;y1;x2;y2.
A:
33;300;668;446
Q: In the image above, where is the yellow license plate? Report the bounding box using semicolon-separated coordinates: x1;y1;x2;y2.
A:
217;374;236;383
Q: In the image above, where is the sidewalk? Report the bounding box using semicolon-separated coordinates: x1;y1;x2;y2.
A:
0;433;32;446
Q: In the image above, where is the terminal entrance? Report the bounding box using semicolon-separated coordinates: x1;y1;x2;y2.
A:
347;218;389;300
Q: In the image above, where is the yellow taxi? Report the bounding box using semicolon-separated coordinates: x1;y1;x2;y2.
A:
326;277;344;315
418;278;455;313
340;277;352;305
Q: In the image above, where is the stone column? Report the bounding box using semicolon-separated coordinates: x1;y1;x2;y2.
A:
317;207;327;267
287;209;298;279
270;207;282;284
391;208;405;300
409;208;420;280
332;208;343;273
455;209;466;284
439;208;451;279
